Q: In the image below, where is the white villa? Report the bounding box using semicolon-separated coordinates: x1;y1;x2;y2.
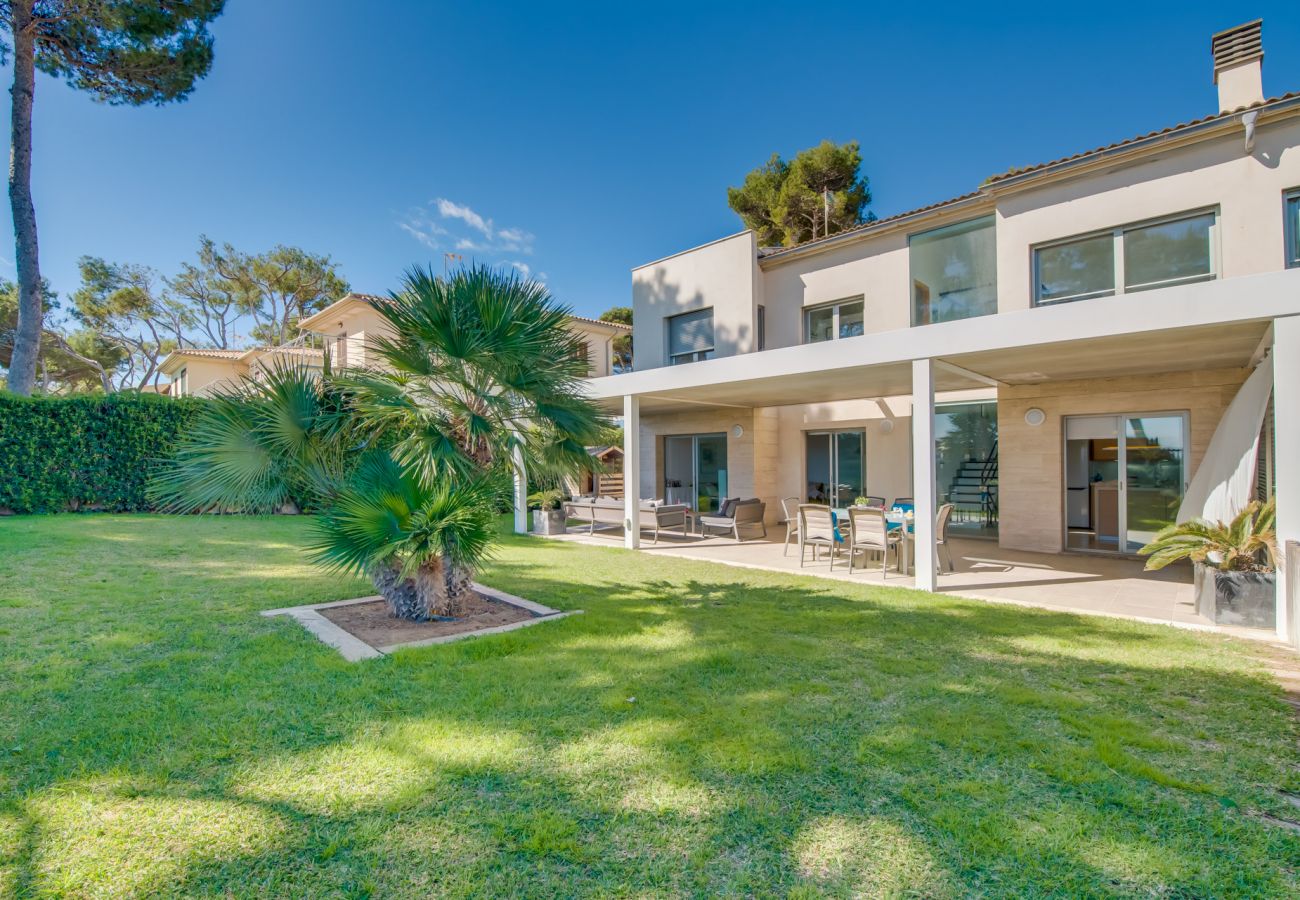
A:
566;21;1300;646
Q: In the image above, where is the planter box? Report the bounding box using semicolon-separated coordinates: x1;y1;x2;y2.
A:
1194;562;1275;628
532;508;567;535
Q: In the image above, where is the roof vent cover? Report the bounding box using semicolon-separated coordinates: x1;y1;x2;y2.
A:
1212;19;1263;81
1211;20;1264;113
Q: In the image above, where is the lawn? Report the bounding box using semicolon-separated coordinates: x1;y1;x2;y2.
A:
1;515;1298;898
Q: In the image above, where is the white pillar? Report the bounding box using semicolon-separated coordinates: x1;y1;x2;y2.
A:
911;358;937;592
512;445;528;535
623;395;641;549
1273;316;1299;645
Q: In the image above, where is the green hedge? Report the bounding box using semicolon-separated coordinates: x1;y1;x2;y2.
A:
0;393;207;513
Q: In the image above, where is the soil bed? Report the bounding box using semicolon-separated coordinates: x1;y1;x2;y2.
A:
320;591;534;647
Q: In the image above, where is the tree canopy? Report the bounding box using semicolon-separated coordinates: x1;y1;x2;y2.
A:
599;305;632;371
727;140;874;247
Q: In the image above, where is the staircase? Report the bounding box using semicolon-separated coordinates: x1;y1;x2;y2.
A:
944;439;998;526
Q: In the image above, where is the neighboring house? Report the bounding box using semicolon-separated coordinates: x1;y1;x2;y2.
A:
158;346;326;398
567;445;625;498
581;21;1300;642
157;292;632;397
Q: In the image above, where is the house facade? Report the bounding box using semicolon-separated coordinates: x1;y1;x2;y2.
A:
580;21;1300;643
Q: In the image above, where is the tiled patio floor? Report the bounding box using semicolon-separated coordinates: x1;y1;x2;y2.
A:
544;525;1280;643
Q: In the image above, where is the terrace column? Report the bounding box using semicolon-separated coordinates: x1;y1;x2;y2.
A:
1274;316;1299;645
911;358;938;592
623;395;641;549
512;445;529;535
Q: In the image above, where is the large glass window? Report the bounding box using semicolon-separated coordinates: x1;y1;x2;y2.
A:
1286;190;1300;268
935;401;998;538
667;308;714;365
1123;212;1215;292
804;297;864;343
1035;233;1115;305
805;430;865;507
910;216;997;325
1033;210;1216;306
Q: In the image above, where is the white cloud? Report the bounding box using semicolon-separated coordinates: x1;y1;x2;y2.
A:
435;198;493;237
509;261;531;278
398;197;537;261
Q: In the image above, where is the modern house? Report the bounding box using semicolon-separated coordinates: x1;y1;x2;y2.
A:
572;21;1300;644
158;292;631;397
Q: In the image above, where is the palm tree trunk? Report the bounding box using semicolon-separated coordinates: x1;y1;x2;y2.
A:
368;555;476;621
6;0;41;396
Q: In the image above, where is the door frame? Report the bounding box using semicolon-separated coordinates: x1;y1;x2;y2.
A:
804;427;867;508
663;432;728;512
1060;410;1190;557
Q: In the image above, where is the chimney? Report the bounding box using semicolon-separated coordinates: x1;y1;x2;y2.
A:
1212;20;1264;113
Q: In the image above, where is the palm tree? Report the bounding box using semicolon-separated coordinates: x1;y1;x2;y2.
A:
1138;498;1276;572
153;265;607;621
309;452;498;619
150;360;358;515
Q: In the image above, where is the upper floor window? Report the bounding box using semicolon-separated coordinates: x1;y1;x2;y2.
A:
804;297;864;343
667;308;714;365
573;340;592;374
1034;209;1217;306
175;367;187;397
910;216;997;325
756;304;766;351
1286;190;1300;269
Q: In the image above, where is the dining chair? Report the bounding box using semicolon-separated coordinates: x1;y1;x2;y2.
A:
863;495;886;508
846;506;901;578
798;504;837;568
890;497;915;514
781;497;801;556
936;502;956;572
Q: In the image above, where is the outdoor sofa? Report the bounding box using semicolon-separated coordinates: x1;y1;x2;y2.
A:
697;497;768;542
563;496;690;543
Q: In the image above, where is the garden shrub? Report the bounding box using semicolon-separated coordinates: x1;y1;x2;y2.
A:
0;392;206;513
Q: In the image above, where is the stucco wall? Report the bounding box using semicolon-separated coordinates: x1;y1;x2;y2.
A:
995;117;1300;312
632;231;760;370
180;358;247;397
997;368;1249;554
630;114;1300;365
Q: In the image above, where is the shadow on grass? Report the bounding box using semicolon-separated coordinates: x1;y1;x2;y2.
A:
1;518;1297;896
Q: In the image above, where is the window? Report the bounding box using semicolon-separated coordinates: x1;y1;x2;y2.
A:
1123;212;1215;291
572;340;592;374
1286;190;1300;268
910;216;997;325
803;297;864;343
1034;233;1115;304
1033;210;1216;305
175;367;187;397
667;308;714;365
756;304;766;351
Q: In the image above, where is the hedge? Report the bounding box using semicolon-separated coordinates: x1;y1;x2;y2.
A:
0;393;207;514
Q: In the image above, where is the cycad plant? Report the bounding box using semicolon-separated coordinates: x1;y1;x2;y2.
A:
1138;498;1277;572
154;265;607;621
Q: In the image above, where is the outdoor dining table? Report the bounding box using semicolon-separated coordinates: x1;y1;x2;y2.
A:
831;507;915;574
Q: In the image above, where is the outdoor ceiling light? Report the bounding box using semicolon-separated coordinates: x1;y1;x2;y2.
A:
1025;407;1046;426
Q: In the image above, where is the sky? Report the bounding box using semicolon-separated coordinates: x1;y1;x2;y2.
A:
4;0;1300;331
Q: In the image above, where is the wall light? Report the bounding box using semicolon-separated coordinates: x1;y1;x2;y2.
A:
1024;407;1046;427
731;424;744;438
879;419;895;434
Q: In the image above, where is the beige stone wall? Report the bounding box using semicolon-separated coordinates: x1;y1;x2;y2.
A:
638;407;758;509
998;368;1249;553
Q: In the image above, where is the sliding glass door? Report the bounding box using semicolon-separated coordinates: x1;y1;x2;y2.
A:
805;430;865;508
1063;413;1187;554
664;433;728;513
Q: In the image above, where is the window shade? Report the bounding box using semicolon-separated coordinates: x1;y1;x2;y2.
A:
668;309;714;356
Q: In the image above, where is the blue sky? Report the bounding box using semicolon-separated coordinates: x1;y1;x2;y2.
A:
4;1;1299;327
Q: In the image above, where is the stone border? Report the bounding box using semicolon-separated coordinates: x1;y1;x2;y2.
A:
261;583;580;662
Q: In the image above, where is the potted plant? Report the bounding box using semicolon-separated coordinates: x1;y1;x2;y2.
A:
1138;498;1277;628
528;489;568;535
853;496;870;508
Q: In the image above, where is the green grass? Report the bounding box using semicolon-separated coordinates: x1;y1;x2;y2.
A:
1;514;1298;898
